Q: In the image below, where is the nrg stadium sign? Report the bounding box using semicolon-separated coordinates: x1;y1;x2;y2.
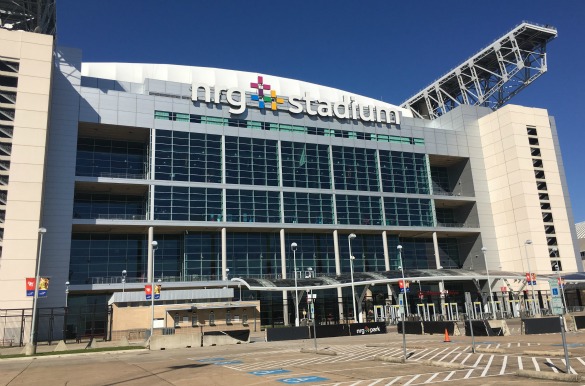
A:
191;76;401;125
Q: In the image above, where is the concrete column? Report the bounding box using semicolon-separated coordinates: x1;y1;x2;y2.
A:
333;230;344;321
221;228;227;280
280;229;289;325
382;231;392;302
432;232;446;317
148;226;154;281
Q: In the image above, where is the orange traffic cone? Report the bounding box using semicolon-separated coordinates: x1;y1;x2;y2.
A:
443;328;451;343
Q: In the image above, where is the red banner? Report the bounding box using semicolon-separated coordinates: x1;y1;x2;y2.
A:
145;284;152;300
26;278;35;296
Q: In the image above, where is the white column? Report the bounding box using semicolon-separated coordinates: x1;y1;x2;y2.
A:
148;226;154;281
221;228;227;280
280;229;289;325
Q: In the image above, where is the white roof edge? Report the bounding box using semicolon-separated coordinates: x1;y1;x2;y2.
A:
81;62;412;117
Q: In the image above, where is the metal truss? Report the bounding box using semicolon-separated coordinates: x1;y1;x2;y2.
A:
401;22;557;120
0;0;56;36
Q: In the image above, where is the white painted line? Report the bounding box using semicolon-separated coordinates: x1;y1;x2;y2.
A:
367;378;385;386
560;359;577;375
438;347;460;362
403;374;422;386
499;355;507;375
460;353;472;365
577;357;585;367
481;355;494;377
547;358;559;373
532;357;540;372
518;356;523;370
463;369;475;379
384;376;402;385
424;372;440;383
427;347;450;361
443;371;456;381
449;351;463;363
471;354;484;367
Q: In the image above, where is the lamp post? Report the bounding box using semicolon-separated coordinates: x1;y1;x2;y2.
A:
481;247;496;319
121;270;127;293
348;233;358;323
552;247;567;314
65;281;70;308
397;244;407;361
150;240;158;339
291;242;299;327
26;227;47;355
524;240;536;315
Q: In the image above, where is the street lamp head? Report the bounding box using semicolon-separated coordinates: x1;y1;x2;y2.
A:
525;240;532;245
481;247;487;252
348;233;356;240
552;247;558;253
350;255;355;261
122;269;127;276
291;242;297;251
38;227;47;234
397;245;402;250
151;240;158;249
65;281;70;286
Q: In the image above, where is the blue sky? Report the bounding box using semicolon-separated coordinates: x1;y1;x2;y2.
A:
57;1;585;222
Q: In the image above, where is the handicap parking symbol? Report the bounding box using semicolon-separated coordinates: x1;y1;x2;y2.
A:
249;369;290;376
277;376;328;384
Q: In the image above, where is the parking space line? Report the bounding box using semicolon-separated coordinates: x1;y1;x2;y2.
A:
480;355;494;377
403;374;421;386
518;356;523;370
449;351;463;363
427;347;450;361
546;358;558;373
471;354;484;367
559;359;577;375
463;369;475;379
423;372;440;383
437;347;461;362
532;357;540;372
366;378;384;386
384;377;402;385
442;371;456;381
459;353;472;365
499;355;507;375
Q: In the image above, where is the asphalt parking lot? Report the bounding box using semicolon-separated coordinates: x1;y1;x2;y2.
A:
2;325;585;386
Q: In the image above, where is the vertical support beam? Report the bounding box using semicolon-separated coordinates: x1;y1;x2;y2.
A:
432;232;445;316
280;229;289;326
221;228;227;280
147;226;154;281
333;230;344;322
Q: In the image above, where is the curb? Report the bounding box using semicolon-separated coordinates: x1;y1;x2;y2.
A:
300;348;337;356
419;359;466;369
516;369;582;382
374;355;405;364
523;350;573;357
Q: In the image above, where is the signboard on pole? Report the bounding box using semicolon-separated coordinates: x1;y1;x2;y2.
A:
548;279;563;315
399;280;410;293
145;284;152;300
154;284;161;300
526;273;536;285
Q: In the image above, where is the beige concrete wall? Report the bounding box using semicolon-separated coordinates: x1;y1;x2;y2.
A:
478;105;578;288
0;29;53;309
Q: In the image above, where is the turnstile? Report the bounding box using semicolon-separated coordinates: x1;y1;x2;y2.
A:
442;302;459;321
416;303;437;321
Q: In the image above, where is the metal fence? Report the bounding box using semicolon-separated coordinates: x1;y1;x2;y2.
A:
0;305;111;347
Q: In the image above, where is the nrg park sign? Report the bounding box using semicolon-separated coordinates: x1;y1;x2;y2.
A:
191;76;401;125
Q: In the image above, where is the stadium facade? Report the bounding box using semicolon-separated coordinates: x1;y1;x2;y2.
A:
0;17;583;340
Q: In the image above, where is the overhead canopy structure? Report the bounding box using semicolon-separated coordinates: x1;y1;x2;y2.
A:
401;22;557;120
0;0;56;35
231;269;529;292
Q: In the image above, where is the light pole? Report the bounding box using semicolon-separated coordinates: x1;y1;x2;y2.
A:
481;247;496;319
26;227;47;355
552;247;567;314
524;240;537;315
397;244;407;361
150;240;158;339
121;270;127;293
291;242;299;327
65;281;70;308
348;233;358;323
